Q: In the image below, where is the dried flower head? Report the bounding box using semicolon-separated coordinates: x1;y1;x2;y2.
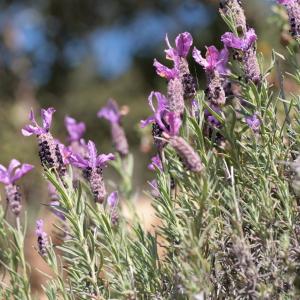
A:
70;140;114;203
219;0;247;34
0;159;34;216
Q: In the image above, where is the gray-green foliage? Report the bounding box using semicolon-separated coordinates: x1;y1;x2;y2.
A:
2;2;300;299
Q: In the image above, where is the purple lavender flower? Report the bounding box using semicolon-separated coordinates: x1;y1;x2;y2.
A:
219;0;247;34
35;219;48;257
277;0;300;39
148;154;163;172
246;113;261;133
97;99;129;156
141;91;169;149
193;46;229;106
22;108;66;177
154;32;195;107
65;116;86;143
0;159;34;216
163;113;203;173
221;29;261;84
70;140;114;203
193;46;229;75
107;191;119;225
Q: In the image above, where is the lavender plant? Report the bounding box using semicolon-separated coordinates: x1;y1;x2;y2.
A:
2;1;300;299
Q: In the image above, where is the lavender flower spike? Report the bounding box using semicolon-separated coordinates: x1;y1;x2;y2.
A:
65;116;86;142
70;140;114;203
221;28;261;84
154;32;195;105
193;46;229;106
22;108;66;176
141;91;169;149
36;219;48;257
97;99;129;156
219;0;247;34
277;0;300;39
107;191;119;225
163;113;203;173
0;159;34;216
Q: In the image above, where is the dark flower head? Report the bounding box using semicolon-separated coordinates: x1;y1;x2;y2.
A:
65;116;86;142
70;140;114;169
22;107;56;136
35;219;48;256
148;154;163;171
193;46;229;75
221;28;257;52
141;91;169;130
97;99;121;124
246;113;261;133
0;159;34;185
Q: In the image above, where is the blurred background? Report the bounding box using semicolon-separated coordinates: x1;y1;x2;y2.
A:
0;0;276;221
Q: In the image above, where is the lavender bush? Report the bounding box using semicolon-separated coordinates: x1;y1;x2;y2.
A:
1;1;300;299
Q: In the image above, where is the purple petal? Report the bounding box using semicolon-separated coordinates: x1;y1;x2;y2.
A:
87;140;97;168
166;112;182;136
175;32;193;58
96;153;115;167
0;164;9;185
164;34;177;61
11;163;34;183
65;116;86;142
58;143;72;165
8;159;21;174
97;99;120;124
153;59;177;80
217;47;230;75
21;125;43;136
107;191;119;208
221;29;256;51
246;113;261;133
69;154;89;169
148;154;163;171
41;107;56;131
149;91;169;131
140;116;156;128
193;47;208;68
